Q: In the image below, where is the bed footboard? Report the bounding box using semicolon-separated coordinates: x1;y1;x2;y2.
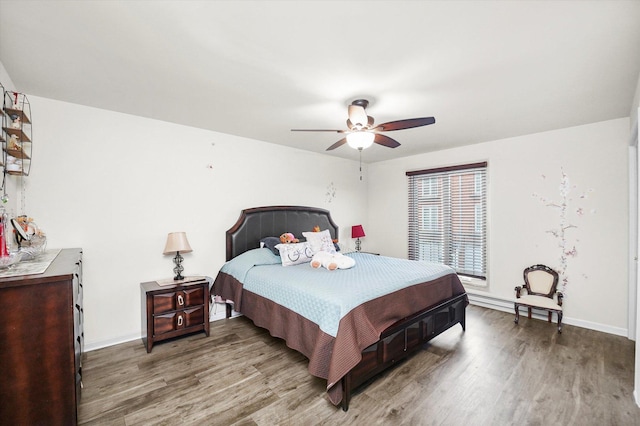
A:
341;293;467;411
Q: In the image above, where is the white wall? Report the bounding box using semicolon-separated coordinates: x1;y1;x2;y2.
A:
0;61;15;92
1;56;634;349
635;103;640;407
368;119;630;334
22;95;369;349
631;71;640;132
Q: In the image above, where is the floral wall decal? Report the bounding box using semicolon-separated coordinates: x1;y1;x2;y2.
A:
532;167;595;294
326;182;336;203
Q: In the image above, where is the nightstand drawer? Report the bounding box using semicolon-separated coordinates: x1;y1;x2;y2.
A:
184;286;205;307
153;306;205;336
153;293;176;314
183;306;205;327
152;287;205;314
154;312;179;335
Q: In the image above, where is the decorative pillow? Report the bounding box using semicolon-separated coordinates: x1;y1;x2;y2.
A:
260;237;281;255
275;242;314;266
302;229;336;254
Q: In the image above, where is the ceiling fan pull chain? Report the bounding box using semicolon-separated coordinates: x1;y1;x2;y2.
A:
359;148;363;181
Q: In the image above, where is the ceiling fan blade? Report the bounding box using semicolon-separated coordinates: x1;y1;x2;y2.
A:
373;117;435;132
291;129;347;133
348;105;369;127
374;133;401;148
326;137;348;151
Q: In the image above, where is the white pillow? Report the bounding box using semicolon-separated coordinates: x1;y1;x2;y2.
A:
302;229;336;254
274;242;314;266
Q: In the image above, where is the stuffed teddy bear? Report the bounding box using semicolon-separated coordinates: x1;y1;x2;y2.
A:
310;251;355;271
279;232;299;244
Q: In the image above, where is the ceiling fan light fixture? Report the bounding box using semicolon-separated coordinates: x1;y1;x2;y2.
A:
347;131;375;149
291;98;435;151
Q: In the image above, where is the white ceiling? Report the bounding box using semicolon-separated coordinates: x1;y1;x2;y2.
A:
1;1;639;163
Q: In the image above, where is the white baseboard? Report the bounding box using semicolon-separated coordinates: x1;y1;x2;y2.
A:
466;291;629;337
85;332;141;352
86;294;629;352
85;303;241;352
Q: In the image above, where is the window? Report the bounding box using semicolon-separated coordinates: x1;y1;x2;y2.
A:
407;162;487;281
421;177;439;198
421;205;439;231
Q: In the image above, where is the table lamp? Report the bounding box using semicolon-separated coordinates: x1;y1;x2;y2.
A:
163;232;192;280
351;225;365;252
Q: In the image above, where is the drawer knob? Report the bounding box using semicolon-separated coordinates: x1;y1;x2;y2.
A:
177;294;184;306
177;315;183;327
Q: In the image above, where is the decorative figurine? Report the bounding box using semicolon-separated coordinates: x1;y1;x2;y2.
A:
11;92;21;110
7;134;21;151
10;114;21;129
0;209;9;257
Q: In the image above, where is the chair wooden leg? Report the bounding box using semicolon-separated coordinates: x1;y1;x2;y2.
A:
514;303;519;324
547;311;552;323
557;312;563;333
527;307;532;319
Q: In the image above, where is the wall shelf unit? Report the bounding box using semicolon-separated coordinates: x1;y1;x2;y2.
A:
2;90;32;177
0;83;4;169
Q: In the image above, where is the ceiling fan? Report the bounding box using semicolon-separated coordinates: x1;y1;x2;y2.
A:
291;99;435;151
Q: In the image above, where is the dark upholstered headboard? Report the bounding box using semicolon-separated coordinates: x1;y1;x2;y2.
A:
226;206;339;261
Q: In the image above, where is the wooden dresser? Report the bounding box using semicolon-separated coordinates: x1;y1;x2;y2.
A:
0;248;83;425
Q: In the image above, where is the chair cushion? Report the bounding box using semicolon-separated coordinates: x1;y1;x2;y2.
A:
516;295;562;311
527;270;555;294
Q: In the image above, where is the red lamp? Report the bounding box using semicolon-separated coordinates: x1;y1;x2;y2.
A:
351;225;365;252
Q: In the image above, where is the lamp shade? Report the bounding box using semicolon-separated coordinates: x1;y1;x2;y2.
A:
346;131;374;149
163;232;193;254
351;225;366;239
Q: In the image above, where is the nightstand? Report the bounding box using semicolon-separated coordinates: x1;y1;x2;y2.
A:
141;277;210;353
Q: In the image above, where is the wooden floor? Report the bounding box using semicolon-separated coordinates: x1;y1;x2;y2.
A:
78;305;640;425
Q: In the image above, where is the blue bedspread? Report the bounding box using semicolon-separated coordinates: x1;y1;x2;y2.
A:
220;248;456;337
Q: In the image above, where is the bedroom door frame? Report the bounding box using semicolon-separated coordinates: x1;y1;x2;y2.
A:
632;108;640;408
630;139;637;341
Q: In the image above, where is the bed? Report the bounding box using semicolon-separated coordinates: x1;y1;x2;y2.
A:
213;205;467;411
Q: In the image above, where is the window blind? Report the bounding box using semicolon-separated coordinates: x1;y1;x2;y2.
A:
407;162;487;279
